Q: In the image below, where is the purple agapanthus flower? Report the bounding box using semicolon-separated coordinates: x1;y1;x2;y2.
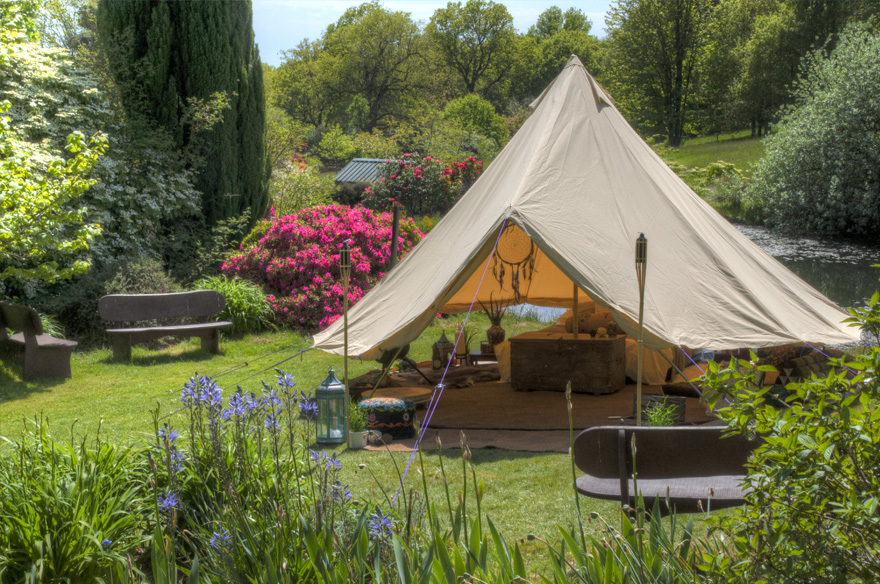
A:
101;539;112;550
200;379;223;406
157;423;179;443
369;507;393;540
275;370;296;389
209;529;232;551
264;412;280;432
157;490;179;513
263;388;282;407
226;390;249;418
181;374;201;405
170;449;185;471
299;398;318;419
331;482;352;502
324;453;342;471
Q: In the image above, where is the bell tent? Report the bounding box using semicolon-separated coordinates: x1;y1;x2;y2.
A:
313;56;859;360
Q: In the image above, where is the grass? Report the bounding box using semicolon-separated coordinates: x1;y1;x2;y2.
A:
0;311;719;575
663;130;765;173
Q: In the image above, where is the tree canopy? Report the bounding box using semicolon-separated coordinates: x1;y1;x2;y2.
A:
0;2;106;287
606;0;713;146
427;0;517;96
97;0;270;226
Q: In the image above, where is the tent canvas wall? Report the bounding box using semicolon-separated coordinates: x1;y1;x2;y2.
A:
313;56;859;361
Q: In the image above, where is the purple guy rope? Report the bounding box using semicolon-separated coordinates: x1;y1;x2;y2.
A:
392;217;510;506
805;342;859;376
680;346;706;374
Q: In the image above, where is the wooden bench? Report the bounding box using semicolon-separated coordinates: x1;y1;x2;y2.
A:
0;302;78;380
573;425;758;513
98;291;232;360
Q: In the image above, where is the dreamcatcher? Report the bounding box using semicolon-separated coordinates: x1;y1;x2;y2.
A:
492;223;536;304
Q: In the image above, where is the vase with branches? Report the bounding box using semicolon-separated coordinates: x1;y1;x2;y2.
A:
480;293;508;347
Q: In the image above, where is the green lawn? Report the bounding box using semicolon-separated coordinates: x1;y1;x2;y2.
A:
664;130;766;172
0;315;719;575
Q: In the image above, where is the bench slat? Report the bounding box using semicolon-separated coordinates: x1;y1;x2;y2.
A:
98;291;225;322
105;322;232;335
8;332;78;349
576;474;749;507
573;425;758;512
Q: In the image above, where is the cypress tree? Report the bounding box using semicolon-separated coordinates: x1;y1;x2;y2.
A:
97;0;270;226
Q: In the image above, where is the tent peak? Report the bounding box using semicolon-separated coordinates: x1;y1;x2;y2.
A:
531;55;614;111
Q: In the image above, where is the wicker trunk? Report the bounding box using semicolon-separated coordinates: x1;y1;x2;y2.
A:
510;335;626;394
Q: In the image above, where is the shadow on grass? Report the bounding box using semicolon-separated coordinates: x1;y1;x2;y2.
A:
103;348;219;367
0;365;59;403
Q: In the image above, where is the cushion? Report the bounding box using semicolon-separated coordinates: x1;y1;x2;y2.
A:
564;311;595;333
494;340;511;383
555;309;572;325
662;382;703;399
585;311;615;335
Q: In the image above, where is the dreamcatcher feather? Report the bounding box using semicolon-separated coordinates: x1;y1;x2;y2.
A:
492;224;536;304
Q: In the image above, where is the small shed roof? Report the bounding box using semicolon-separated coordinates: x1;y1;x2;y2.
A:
335;158;387;183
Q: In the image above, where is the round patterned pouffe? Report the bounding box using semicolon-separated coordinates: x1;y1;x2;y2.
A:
360;397;416;439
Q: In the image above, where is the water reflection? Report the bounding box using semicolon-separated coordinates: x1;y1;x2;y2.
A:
512;224;880;321
736;224;880;308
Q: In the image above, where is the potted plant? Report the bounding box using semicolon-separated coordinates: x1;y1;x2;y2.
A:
642;395;685;426
480;293;507;347
348;401;368;449
453;321;476;363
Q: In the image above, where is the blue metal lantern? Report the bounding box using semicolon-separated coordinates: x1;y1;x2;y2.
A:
316;367;347;444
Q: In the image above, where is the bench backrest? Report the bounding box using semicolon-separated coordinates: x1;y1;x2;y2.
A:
573;425;757;480
98;291;226;322
0;302;44;339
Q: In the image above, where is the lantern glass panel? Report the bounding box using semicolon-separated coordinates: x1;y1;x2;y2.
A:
316;368;347;444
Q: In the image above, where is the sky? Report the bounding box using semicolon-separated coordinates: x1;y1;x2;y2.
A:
252;0;614;67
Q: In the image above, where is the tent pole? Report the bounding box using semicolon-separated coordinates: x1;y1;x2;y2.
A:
573;282;579;339
635;234;648;426
341;241;352;443
658;350;704;398
389;206;400;270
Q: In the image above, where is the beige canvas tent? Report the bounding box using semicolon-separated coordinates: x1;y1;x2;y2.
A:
313;56;859;360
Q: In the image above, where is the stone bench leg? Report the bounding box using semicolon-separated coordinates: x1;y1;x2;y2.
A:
200;329;221;354
23;346;74;381
111;335;132;361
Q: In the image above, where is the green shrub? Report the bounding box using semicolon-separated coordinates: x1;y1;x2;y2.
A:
744;23;880;238
29;263;117;345
442;93;508;145
270;161;337;216
38;312;64;338
702;285;880;582
0;419;151;582
105;257;183;296
315;125;356;169
194;275;273;335
239;218;273;251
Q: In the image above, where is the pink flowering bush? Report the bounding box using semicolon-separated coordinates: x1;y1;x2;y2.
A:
222;205;422;330
363;154;484;216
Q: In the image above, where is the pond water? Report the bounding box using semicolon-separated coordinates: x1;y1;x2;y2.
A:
735;224;880;309
511;224;880;322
